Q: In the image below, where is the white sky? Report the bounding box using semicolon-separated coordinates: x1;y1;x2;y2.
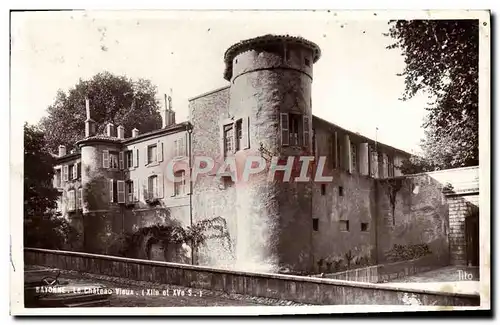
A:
11;10;430;153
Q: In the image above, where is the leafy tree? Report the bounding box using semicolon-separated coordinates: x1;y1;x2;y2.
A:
24;123;78;249
387;20;479;170
24;123;60;216
39;71;163;153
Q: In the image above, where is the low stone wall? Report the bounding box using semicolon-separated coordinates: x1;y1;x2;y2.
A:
24;248;479;306
320;255;445;283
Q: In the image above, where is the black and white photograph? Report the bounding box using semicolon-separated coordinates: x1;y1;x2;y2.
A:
9;9;490;315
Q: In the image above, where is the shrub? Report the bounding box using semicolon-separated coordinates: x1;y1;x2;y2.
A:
385;243;431;262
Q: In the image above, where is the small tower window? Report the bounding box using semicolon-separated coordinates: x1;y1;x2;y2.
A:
304;58;311;67
321;184;326;195
361;223;369;232
340;220;349;232
313;218;319;231
339;186;344;197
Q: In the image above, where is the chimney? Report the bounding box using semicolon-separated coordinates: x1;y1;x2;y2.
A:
58;145;67;157
161;92;176;128
85;98;96;137
132;128;139;138
117;125;125;139
106;123;115;137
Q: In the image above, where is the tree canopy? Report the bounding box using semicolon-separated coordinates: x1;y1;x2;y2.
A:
387;20;479;171
24;123;79;249
39;71;163;153
24;123;60;217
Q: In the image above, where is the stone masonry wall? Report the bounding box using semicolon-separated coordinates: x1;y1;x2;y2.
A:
188;86;237;269
447;194;479;266
228;44;315;273
376;174;450;264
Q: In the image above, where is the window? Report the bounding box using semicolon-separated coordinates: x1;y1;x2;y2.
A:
337;136;343;170
54;169;62;188
304;58;311;67
235;119;243;151
109;179;116;202
321;184;326;195
313;218;319;231
109;152;119;169
289;114;300;146
339;220;349;232
378;152;384;176
388;155;394;177
351;143;357;172
223;118;249;156
134;149;139;167
280;113;308;147
127;181;134;203
224;124;234;157
69;163;80;180
331;133;338;169
68;165;74;180
67;189;76;211
147;175;158;200
78;187;83;210
174;138;185;157
339;186;344;197
63;165;69;182
126;150;133;169
361;223;369;232
117;180;126;203
174;170;187;196
147;145;157;164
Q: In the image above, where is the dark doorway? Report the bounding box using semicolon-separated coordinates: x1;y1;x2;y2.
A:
465;205;479;267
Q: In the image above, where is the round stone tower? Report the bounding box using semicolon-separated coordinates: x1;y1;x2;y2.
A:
224;35;321;273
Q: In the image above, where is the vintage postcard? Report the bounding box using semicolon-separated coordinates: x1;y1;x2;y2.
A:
10;9;490;315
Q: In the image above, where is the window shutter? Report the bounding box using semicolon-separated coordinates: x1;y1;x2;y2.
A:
242;117;250;149
142;178;148;201
117;180;125;203
103;150;109;169
333;132;338;169
63;165;68;181
303;115;310;149
231;125;236;154
152;176;158;199
71;164;76;180
77;162;81;179
79;188;84;209
134;148;139;167
76;188;80;209
109;179;114;202
344;135;351;173
158;141;164;162
157;173;164;198
133;179;139;202
119;151;124;169
182;137;187;156
67;190;75;211
144;147;149;165
280;113;289;146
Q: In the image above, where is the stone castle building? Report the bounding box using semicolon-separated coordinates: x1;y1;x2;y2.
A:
52;35;477;273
